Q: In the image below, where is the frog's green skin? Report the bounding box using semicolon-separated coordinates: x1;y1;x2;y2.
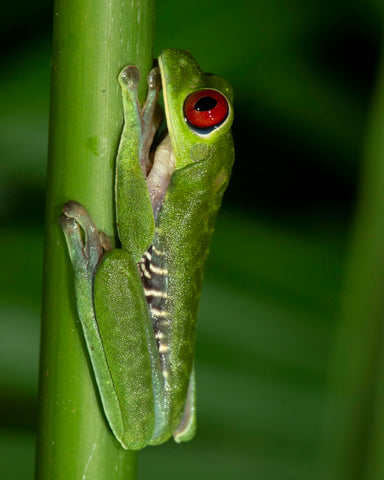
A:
60;49;234;450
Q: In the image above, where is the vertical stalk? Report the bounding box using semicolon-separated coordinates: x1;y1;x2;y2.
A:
35;1;155;478
319;38;384;480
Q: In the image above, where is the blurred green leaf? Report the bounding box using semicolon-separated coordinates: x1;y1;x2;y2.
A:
0;430;35;480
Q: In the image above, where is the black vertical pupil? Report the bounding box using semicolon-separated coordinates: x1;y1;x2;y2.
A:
194;96;217;111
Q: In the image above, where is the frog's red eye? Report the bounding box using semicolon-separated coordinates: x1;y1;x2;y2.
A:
184;89;229;130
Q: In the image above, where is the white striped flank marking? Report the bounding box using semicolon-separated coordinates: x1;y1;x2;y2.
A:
152;245;165;256
140;261;152;279
144;288;168;299
151;307;169;318
149;263;168;275
144;251;152;261
159;343;169;354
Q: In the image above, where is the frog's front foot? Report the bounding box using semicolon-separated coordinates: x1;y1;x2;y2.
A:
60;201;110;279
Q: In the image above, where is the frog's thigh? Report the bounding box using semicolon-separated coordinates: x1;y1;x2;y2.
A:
94;249;156;449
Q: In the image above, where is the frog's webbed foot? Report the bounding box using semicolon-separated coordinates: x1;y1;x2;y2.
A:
60;201;108;280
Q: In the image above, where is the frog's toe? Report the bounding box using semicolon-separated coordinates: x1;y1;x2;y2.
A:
119;65;140;89
62;200;86;218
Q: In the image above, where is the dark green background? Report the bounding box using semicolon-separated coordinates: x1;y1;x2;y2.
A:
0;0;381;478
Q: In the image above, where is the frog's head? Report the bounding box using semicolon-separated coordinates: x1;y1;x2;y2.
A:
158;49;234;171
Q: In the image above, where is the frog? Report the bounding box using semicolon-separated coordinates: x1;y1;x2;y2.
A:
60;49;234;450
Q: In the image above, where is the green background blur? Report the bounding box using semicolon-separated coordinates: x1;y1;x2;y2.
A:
0;0;381;478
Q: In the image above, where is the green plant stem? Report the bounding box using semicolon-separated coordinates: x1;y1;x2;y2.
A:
319;40;384;480
35;1;155;478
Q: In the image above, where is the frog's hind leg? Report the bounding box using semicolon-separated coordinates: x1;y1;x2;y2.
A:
60;201;127;442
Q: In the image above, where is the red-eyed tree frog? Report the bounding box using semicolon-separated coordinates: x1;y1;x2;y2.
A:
60;49;234;450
